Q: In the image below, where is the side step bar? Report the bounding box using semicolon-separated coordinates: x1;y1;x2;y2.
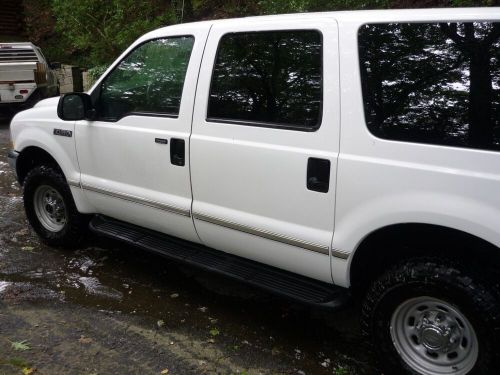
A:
89;216;349;309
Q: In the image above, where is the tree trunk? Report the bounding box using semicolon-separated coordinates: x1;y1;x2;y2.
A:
468;47;494;147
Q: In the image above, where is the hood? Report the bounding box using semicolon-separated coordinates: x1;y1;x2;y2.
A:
34;96;60;108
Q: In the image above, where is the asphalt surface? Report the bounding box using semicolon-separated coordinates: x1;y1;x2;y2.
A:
0;113;379;375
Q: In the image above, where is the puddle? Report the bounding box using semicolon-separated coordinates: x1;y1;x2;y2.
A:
0;280;12;293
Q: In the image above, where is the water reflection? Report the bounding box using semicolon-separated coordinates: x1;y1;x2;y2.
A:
359;22;500;151
98;36;194;120
208;30;322;129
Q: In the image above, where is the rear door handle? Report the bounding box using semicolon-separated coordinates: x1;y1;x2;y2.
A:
307;158;331;193
170;138;185;166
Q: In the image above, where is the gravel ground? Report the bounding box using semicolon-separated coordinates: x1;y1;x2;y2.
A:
0;113;379;375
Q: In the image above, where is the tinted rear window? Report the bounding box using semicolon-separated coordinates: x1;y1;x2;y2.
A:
208;30;323;131
358;22;500;151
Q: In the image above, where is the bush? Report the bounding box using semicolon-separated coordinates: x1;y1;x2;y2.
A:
51;0;176;67
86;65;109;87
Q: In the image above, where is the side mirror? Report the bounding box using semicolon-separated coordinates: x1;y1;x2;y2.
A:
57;93;93;121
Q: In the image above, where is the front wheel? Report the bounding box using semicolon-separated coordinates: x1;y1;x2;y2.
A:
23;165;89;247
362;258;500;375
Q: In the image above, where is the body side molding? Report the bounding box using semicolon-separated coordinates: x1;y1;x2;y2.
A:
331;248;350;259
66;179;80;188
81;183;191;217
193;212;330;255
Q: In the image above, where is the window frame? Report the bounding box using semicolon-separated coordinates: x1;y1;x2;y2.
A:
92;34;195;123
206;29;324;132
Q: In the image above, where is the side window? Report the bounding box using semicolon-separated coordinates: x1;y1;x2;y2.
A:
358;22;500;152
207;30;322;131
97;36;194;121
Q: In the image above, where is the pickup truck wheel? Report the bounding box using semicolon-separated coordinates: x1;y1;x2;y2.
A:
361;258;500;375
23;165;88;247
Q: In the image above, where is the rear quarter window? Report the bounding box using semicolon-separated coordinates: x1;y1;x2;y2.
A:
358;22;500;152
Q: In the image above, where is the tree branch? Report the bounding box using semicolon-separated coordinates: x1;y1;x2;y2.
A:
439;23;465;49
483;23;500;47
384;56;466;121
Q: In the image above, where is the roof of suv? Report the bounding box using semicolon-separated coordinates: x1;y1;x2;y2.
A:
140;7;499;41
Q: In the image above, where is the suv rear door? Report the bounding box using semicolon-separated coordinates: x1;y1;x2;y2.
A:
190;18;340;282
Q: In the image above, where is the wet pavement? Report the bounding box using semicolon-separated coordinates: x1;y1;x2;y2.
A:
0;113;379;375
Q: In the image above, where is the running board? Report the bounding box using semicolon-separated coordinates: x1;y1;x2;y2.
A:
89;216;349;309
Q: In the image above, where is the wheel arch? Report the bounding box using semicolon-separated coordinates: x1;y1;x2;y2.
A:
15;145;95;214
16;146;65;184
348;223;500;296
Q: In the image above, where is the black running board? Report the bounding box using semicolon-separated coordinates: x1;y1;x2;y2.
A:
89;216;349;309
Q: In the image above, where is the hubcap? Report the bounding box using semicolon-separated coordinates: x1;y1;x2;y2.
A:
416;310;462;353
33;185;67;232
390;297;478;375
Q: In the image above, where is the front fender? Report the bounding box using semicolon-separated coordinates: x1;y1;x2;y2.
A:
12;107;79;184
10;105;96;213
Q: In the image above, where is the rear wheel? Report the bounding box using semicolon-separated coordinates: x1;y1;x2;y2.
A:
362;258;500;375
23;165;89;247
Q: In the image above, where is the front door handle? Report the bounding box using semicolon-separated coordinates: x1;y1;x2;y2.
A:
307;158;330;193
170;138;185;166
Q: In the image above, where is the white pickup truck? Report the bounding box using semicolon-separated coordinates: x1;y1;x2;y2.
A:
7;8;500;375
0;42;59;113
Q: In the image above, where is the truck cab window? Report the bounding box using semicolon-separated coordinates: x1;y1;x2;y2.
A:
96;36;194;121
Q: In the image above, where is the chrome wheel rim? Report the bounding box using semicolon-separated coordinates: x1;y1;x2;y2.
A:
390;296;478;375
33;185;67;232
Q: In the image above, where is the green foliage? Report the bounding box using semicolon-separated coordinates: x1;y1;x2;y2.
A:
258;0;391;14
449;0;496;5
24;0;65;63
87;64;108;86
189;0;258;20
209;328;220;336
51;0;177;66
22;0;499;69
258;0;309;14
0;357;29;368
333;365;350;375
10;340;30;351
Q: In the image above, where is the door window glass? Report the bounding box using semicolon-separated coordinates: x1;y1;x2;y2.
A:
208;30;322;130
97;36;194;121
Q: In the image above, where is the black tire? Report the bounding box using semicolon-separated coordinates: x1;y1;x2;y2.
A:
23;165;89;247
362;258;500;375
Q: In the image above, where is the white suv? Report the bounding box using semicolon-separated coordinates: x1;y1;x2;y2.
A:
7;8;500;374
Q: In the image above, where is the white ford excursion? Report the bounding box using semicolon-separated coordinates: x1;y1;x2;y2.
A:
7;8;500;374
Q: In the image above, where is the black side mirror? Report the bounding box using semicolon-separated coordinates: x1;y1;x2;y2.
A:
57;93;93;121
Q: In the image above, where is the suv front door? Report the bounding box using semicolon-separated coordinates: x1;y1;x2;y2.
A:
75;26;208;243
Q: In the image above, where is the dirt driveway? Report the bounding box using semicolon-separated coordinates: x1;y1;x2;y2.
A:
0;114;378;375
